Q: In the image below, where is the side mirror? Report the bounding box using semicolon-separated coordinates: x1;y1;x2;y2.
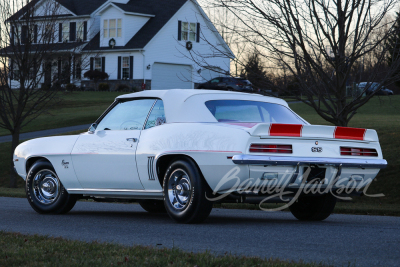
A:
88;123;97;134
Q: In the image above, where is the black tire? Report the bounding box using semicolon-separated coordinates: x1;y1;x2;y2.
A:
139;200;166;213
26;160;77;214
163;159;213;223
289;194;336;221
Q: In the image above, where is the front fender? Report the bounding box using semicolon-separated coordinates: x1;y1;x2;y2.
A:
14;135;82;190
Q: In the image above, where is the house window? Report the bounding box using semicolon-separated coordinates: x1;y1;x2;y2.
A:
181;22;196;41
122;57;129;79
43;24;55;43
94;58;102;71
77;21;84;41
103;20;108;38
14;26;21;44
62;23;69;42
104;19;122;38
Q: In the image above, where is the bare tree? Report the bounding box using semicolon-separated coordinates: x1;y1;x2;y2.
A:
0;0;91;187
196;0;400;126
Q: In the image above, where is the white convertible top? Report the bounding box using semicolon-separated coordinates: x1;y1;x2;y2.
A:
116;89;289;123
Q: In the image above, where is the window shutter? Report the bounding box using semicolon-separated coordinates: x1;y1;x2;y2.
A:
83;21;87;41
59;23;62;42
178;20;182;41
196;23;200;43
102;57;105;73
118;56;121;80
73;58;76;79
70;22;76;42
129;56;133;79
11;26;15;44
34;25;38;43
21;26;27;44
10;60;13;80
90;57;94;71
58;59;62;80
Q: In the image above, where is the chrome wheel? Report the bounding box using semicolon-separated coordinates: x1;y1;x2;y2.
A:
167;169;192;210
32;169;61;205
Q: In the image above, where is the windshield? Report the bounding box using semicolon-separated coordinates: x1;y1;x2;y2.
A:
205;100;305;124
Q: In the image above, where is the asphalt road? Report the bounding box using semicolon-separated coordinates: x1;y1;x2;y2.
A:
0;197;399;267
0;124;89;144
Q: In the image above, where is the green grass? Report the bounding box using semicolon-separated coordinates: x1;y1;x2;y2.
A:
0;92;121;137
0;231;323;267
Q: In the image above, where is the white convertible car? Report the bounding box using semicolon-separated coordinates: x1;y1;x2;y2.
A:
14;90;387;223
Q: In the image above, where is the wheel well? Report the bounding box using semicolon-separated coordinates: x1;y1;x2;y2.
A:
155;154;205;187
26;157;51;173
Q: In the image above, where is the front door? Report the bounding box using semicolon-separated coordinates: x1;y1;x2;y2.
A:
71;98;157;190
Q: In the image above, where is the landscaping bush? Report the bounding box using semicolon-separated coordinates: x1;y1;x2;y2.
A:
65;83;77;92
98;83;110;92
116;84;130;92
83;70;109;81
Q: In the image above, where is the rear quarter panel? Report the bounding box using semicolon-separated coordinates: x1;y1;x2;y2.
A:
136;123;250;192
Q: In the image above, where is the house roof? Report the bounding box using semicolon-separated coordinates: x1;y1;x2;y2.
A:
83;0;188;51
0;42;86;54
7;0;108;22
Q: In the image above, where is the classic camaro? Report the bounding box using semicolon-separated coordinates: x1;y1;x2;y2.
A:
14;89;387;223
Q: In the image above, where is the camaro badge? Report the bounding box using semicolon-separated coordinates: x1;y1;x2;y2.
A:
61;160;69;169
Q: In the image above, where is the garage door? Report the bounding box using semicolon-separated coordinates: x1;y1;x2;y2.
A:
152;63;192;90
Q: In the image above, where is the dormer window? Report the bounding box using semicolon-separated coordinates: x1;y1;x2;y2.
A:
77;21;84;41
103;19;122;38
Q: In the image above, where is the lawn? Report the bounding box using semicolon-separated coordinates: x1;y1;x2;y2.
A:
0;93;399;214
0;231;323;267
0;92;122;137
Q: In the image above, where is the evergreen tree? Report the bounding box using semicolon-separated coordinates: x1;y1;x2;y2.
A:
387;12;400;87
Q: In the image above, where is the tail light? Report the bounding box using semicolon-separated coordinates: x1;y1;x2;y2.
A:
250;144;292;154
340;147;378;157
236;83;243;87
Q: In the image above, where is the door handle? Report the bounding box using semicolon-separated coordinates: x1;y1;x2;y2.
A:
126;138;138;142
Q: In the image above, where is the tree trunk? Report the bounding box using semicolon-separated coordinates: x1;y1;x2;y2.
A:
9;128;20;188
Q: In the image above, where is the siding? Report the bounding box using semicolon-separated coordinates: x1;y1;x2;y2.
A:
143;1;231;84
99;6;150;47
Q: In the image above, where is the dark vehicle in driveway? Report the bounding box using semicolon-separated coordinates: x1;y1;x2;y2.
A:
197;77;253;92
358;82;394;96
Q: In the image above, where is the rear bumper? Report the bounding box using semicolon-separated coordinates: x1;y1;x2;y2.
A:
232;155;387;169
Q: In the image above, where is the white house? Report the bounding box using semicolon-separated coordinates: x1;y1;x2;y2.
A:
6;0;233;90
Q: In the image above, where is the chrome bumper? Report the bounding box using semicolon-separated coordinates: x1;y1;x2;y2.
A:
232;155;387;169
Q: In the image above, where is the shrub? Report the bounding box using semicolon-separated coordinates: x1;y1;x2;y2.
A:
83;70;109;82
98;83;110;92
65;83;77;92
116;84;130;92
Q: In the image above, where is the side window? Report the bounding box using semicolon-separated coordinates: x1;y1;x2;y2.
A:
222;78;231;83
210;78;219;83
145;100;166;129
97;99;156;131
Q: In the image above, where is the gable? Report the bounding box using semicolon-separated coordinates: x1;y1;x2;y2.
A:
83;0;188;51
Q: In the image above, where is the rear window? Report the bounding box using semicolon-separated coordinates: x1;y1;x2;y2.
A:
205;100;305;124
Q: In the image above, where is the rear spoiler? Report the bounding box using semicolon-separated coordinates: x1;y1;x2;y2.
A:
242;123;379;142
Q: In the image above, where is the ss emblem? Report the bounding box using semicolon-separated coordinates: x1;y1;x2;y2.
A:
311;147;323;153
